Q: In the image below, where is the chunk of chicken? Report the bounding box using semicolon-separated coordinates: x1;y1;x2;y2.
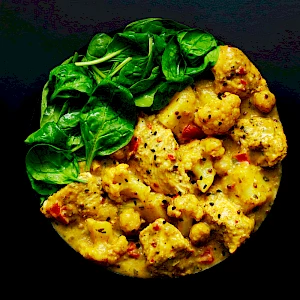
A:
211;45;267;99
139;218;194;276
202;192;255;253
40;172;103;224
128;113;195;195
230;116;287;167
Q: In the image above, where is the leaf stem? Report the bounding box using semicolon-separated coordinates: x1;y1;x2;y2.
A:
75;46;129;66
108;57;132;78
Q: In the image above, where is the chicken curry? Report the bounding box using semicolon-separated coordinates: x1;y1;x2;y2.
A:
40;44;287;278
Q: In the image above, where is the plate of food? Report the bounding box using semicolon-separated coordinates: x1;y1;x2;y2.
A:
23;17;288;279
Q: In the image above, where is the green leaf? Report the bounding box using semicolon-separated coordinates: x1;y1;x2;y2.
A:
27;171;62;198
130;66;160;95
152;77;194;111
185;46;220;76
48;63;94;102
80;79;136;170
86;33;112;59
25;121;69;149
26;144;84;185
177;29;218;66
161;36;187;81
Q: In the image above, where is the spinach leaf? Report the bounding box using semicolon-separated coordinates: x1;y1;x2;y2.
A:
151;77;194;111
185;46;220;76
27;171;62;199
130;65;160;95
48;63;94;102
26;144;85;185
41;64;95;127
86;33;112;59
25;121;69;149
57;111;81;129
177;29;218;66
80;79;136;170
124;18;189;39
161;36;187;81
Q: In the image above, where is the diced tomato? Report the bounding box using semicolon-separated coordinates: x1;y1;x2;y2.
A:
168;154;176;161
127;242;140;259
153;223;160;231
49;203;69;224
128;136;140;154
181;124;204;141
236;66;246;75
240;79;247;85
234;152;250;163
199;247;214;264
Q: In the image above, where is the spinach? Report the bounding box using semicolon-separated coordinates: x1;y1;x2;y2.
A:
25;121;70;149
40;63;94;127
25;144;86;186
86;33;112;60
25;18;222;200
80;79;136;170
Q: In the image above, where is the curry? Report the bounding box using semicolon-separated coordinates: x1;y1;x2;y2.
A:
40;45;287;278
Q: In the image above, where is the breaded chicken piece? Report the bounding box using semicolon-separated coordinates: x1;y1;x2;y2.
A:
139;218;194;276
128;113;195;195
202;192;255;253
40;172;105;224
212;45;267;99
230;116;287;167
194;79;241;135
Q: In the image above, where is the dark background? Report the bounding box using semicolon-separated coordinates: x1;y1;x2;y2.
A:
1;0;299;295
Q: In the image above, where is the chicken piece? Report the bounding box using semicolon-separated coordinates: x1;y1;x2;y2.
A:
202;192;255;253
100;159;151;203
217;161;273;214
40;172;103;224
128;113;195;195
84;218;128;265
139;218;194;276
250;89;276;113
167;194;204;236
194;79;241;135
189;222;211;245
230;116;287;167
119;208;143;235
212;45;267;99
178;137;225;193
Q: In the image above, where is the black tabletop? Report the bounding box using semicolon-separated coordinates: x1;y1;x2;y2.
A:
2;0;299;295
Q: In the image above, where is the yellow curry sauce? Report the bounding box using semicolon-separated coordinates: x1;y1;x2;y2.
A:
41;45;287;278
